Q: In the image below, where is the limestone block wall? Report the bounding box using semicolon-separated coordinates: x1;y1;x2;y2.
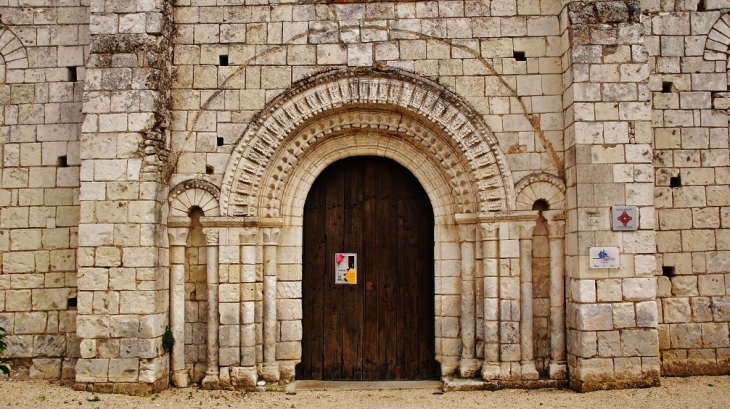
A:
168;0;567;189
561;1;661;391
74;0;175;394
646;3;730;376
0;0;727;393
0;2;86;379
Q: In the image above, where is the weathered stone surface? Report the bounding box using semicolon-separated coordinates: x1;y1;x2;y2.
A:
0;0;726;393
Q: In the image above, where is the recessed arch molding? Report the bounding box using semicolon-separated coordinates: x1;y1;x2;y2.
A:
220;67;515;217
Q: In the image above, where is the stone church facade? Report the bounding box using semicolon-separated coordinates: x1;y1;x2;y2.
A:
0;0;729;394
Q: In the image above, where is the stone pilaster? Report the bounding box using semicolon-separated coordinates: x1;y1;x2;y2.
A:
167;227;189;387
239;229;258;368
456;215;479;377
75;0;173;394
201;227;220;389
517;221;539;380
260;226;280;382
479;221;500;380
561;1;659;391
545;212;567;380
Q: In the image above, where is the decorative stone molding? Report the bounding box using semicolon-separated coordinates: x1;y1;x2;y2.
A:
202;228;219;245
704;13;730;61
0;27;29;81
167;227;189;247
220;67;515;217
514;173;567;211
169;179;221;217
260;110;479;217
199;216;260;227
276;130;462;220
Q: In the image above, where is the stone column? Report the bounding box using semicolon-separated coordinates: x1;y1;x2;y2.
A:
167;227;189;387
236;228;259;386
260;227;280;382
457;216;480;377
545;212;567;380
201;228;220;389
518;222;539;380
479;220;500;380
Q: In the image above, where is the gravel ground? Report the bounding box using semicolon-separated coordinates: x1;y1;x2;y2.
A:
1;375;729;408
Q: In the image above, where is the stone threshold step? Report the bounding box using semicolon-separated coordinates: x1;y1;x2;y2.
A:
286;380;442;392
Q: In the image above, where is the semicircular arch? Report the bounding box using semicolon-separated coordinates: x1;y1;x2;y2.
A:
220;67;515;217
0;27;28;83
168;178;221;217
514;172;566;211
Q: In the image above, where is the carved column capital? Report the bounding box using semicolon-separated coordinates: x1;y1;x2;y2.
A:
544;211;566;239
202;228;219;245
261;227;280;245
239;228;258;245
167;227;190;246
478;222;499;240
513;220;537;239
457;223;477;242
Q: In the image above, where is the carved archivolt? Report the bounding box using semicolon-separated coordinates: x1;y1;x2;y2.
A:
514;172;566;210
220;68;515;217
278;129;459;220
168;179;221;217
259;109;475;217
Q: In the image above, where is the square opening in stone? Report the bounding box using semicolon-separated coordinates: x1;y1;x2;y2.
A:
68;297;77;308
662;266;675;277
670;175;681;188
513;51;526;61
67;67;77;82
219;55;229;66
206;165;214;174
662;82;675;93
217;137;224;146
57;156;68;167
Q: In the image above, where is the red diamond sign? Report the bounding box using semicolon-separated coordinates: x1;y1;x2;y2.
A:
611;206;638;231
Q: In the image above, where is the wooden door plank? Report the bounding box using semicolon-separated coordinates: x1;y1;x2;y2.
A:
399;170;420;379
362;158;380;380
378;158;398;380
416;183;438;379
301;156;437;381
323;161;345;380
300;166;328;379
341;158;364;380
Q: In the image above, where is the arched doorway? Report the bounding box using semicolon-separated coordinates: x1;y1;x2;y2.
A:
297;156;439;381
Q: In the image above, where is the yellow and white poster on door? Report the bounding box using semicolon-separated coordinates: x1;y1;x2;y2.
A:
335;253;357;285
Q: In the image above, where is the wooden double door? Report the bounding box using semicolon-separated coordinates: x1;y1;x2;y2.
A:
297;156;439;381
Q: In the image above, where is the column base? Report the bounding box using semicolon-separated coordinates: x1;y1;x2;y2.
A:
549;362;567;380
259;362;280;382
459;359;482;378
219;367;231;388
521;361;539;380
231;366;258;388
201;371;220;390
481;362;500;380
171;369;189;388
439;358;459;377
